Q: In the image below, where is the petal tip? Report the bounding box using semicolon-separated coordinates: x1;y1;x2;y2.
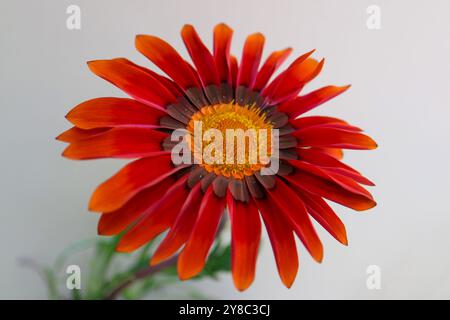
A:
149;254;167;267
86;60;104;73
248;32;265;42
135;34;144;45
235;284;250;292
232;276;254;292
314;251;324;263
61;147;71;158
181;23;194;30
356;200;377;211
281;276;295;289
177;255;203;281
215;22;233;32
55;133;65;141
115;241;133;253
177;269;195;281
88;196;101;212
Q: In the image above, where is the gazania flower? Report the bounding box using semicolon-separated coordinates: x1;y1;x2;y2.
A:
57;23;377;291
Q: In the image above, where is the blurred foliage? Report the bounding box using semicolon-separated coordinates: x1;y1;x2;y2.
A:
23;231;231;300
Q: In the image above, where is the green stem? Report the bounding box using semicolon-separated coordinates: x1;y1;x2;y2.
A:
104;254;178;300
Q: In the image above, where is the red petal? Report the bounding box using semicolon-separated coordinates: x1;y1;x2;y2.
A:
97;177;175;235
213;23;233;83
114;58;184;97
230;55;238;88
297;148;375;186
313;147;344;160
178;186;226;280
307;123;362;131
296;148;360;174
87;59;177;108
135;35;201;90
292;126;377;150
278;85;350;118
262;50;314;100
286;160;376;211
253;48;292;91
227;193;261;291
290;116;361;131
237;33;265;89
150;183;203;265
89;154;186;212
296;190;348;245
182;24;220;86
66;97;165;130
116;175;190;252
325;171;374;198
56;127;109;143
322;167;375;186
253;197;298;288
290;117;362;132
269;178;323;262
263;53;322;104
62;127;167;160
290;160;374;198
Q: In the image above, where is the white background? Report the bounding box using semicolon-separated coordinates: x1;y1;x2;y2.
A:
1;0;450;299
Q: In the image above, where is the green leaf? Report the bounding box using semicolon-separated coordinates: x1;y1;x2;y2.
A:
197;241;231;279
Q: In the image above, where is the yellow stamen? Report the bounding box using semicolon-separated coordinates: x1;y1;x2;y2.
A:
186;103;273;179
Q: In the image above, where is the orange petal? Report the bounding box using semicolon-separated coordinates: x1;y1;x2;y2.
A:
278;85;350;118
150;183;203;265
97;177;175;235
290;116;361;132
269;178;323;263
290;160;375;199
322;167;375;186
326;171;375;199
297;148;375;185
213;23;233;83
296;190;348;245
227;192;261;291
177;186;226;280
267;58;324;105
87;59;177;108
56;127;109;143
286;160;376;211
292;126;377;150
296;148;359;173
89;154;186;212
237;33;265;89
253;197;298;288
230;55;238;88
115;58;184;97
182;24;220;86
253;48;292;91
135;35;201;90
313;147;344;160
62;127;167;160
116;175;190;252
261;50;314;99
66;97;165;130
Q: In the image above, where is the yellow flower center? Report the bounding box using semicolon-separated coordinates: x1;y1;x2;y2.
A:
186;103;273;179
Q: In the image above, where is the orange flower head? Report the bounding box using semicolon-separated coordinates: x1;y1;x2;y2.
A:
58;23;377;291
